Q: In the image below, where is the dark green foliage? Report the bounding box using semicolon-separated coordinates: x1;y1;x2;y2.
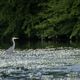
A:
0;0;80;40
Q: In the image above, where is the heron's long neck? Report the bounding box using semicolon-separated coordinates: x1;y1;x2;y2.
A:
12;39;15;49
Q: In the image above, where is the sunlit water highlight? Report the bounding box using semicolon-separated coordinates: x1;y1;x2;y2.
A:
0;47;80;80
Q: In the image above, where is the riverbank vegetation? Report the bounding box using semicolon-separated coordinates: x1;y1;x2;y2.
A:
0;0;80;41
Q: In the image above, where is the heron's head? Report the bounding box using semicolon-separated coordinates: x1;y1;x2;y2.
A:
12;37;18;40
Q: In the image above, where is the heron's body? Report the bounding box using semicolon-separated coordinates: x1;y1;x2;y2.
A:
4;37;18;54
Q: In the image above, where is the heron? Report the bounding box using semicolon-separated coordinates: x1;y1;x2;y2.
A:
4;37;18;54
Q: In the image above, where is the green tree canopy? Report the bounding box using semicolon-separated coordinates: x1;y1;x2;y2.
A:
0;0;80;41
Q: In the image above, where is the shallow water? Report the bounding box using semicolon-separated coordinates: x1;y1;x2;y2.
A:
0;47;80;80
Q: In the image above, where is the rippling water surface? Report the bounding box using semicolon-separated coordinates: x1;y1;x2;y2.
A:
0;47;80;80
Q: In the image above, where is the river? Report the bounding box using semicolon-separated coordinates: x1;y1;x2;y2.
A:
0;41;80;80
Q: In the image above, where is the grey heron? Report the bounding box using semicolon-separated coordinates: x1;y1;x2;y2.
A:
4;37;18;54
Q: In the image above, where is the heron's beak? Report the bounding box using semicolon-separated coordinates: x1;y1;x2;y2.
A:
15;37;18;39
14;37;18;39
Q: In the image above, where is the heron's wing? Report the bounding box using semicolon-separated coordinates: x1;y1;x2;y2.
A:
4;46;14;54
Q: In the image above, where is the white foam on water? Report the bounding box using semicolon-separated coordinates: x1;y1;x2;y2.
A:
0;48;80;69
0;47;80;80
